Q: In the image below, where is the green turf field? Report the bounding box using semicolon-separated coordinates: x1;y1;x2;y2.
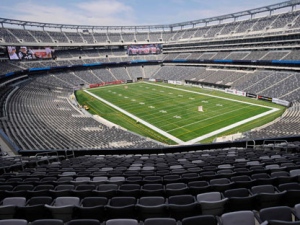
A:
76;82;284;145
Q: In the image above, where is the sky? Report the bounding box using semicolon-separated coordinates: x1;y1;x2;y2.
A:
0;0;289;27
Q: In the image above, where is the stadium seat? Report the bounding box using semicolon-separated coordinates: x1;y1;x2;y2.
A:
209;178;235;192
181;215;218;225
141;184;165;196
231;175;256;189
144;218;177;225
136;196;168;220
221;210;256;225
196;192;228;216
106;219;138;225
16;196;53;221
257;206;295;224
45;197;80;222
94;184;118;198
0;219;28;225
73;197;107;221
106;196;137;219
66;219;101;225
168;194;198;220
250;185;286;210
188;181;211;195
28;184;54;197
117;184;141;197
165;183;189;196
31;219;64;225
0;197;26;219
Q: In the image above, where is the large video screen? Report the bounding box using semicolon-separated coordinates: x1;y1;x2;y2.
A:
127;44;162;55
7;46;55;60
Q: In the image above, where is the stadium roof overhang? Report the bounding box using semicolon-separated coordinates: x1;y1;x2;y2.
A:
0;0;299;31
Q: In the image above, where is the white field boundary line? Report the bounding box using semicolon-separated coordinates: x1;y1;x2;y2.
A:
184;108;279;145
84;90;185;145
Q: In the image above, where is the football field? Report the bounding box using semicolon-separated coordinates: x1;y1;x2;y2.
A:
82;82;280;145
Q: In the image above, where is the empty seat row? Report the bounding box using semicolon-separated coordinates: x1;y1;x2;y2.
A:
3;206;300;225
2;186;300;222
3;169;300;186
1;173;300;200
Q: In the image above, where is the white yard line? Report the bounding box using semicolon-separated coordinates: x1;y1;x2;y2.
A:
146;82;276;109
166;104;255;133
184;108;279;145
84;90;185;145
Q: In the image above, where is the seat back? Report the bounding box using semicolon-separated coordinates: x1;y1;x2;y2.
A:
210;178;230;185
106;219;138;225
31;219;64;225
290;169;300;177
144;218;177;225
3;197;26;206
182;215;218;225
251;185;275;194
26;196;53;206
197;192;221;202
0;219;28;225
259;206;292;222
66;219;101;225
55;185;74;191
168;195;195;205
139;196;165;206
221;211;255;225
109;197;136;206
81;197;108;207
54;197;80;206
224;188;250;198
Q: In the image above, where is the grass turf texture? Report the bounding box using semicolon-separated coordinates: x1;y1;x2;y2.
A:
76;82;285;144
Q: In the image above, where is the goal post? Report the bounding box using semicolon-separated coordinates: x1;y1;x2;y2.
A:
198;106;204;112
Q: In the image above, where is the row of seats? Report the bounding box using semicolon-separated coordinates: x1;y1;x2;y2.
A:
1;184;300;221
2;205;300;225
1;175;300;199
0;181;299;198
15;163;300;172
0;170;300;194
2;9;300;44
21;161;300;174
2;169;300;185
9;166;300;177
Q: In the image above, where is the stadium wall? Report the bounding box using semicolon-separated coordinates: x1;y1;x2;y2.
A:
17;135;300;157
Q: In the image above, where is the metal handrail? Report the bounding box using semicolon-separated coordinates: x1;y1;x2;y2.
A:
246;140;256;149
262;139;289;152
34;151;61;166
65;150;75;159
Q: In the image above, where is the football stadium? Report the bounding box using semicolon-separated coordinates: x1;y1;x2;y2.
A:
0;0;300;224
